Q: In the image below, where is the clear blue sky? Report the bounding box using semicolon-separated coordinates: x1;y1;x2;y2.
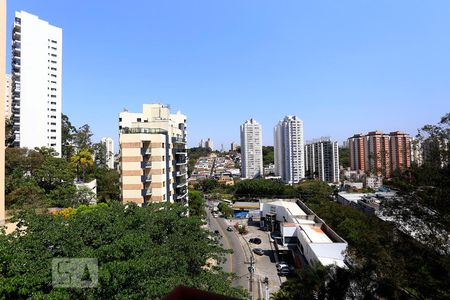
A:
6;0;450;149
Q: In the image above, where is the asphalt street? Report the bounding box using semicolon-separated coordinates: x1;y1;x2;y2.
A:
205;208;250;289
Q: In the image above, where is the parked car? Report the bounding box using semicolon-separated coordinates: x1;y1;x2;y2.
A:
278;266;296;276
276;262;289;271
252;248;264;256
214;230;220;235
226;226;233;232
249;238;262;244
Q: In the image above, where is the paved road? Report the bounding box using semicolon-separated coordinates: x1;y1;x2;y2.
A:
205;208;250;289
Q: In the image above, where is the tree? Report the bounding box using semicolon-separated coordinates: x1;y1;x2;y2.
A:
339;147;350;168
5;116;14;147
262;146;274;165
0;203;247;299
92;142;107;168
32;155;75;191
61;113;77;161
71;149;94;182
93;167;120;202
218;202;233;218
73;124;93;151
188;190;206;217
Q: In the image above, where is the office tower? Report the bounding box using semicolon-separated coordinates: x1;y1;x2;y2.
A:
101;137;115;169
389;131;411;173
230;142;238;152
348;134;366;172
4;73;11;118
274;115;305;184
11;11;62;155
304;137;340;183
366;131;391;177
199;139;205;148
0;0;6;224
119;103;187;205
348;131;412;178
240;118;263;179
205;138;214;151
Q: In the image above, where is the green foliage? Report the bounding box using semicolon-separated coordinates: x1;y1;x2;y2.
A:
234;179;295;198
262;146;274;166
0;203;246;299
73;124;94;151
188;190;206;217
71;148;94;181
217;202;233;218
273;263;352;300
61;113;77;161
277;179;450;299
339;147;350;168
296;180;333;203
93;167;120;202
195;178;220;193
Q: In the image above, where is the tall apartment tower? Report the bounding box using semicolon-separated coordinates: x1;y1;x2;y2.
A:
101;137;115;169
389;131;411;173
205;138;214;151
304;137;340;183
11;11;62;155
199;139;206;148
0;0;6;225
240;118;263;179
348;131;412;178
119;104;188;206
5;73;11;118
366;131;391;177
274;116;305;184
348;134;366;172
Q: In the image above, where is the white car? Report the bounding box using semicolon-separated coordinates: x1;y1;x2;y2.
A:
276;262;290;271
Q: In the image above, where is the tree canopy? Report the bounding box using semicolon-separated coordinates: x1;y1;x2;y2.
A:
0;203;246;299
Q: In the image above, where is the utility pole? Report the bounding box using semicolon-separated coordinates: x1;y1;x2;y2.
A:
264;277;269;300
246;256;255;300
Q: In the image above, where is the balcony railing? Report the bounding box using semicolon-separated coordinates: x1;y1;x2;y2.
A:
143;188;152;196
141;148;152;156
121;127;167;135
173;136;187;144
144;175;152;182
142;161;152;169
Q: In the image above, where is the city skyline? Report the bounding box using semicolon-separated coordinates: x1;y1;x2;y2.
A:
4;1;450;149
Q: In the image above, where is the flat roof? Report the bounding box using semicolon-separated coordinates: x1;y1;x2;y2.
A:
338;192;371;203
267;200;307;216
301;224;332;243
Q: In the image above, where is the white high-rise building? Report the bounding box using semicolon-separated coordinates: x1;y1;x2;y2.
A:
274;116;305;184
11;11;62;155
304;137;340;183
101;137;115;169
5;73;11;118
240;118;263;179
205;138;214;151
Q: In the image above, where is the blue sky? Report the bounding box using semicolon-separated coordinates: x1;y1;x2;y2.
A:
6;0;450;148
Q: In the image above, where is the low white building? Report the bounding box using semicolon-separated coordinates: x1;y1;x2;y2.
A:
260;200;347;268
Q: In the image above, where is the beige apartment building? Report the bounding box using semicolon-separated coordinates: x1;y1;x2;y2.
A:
0;0;6;224
119;104;187;205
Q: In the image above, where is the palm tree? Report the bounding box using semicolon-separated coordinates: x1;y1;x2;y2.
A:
71;148;94;182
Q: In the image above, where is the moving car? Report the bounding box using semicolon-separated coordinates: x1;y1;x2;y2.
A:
252;248;264;256
226;226;233;232
249;238;262;244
